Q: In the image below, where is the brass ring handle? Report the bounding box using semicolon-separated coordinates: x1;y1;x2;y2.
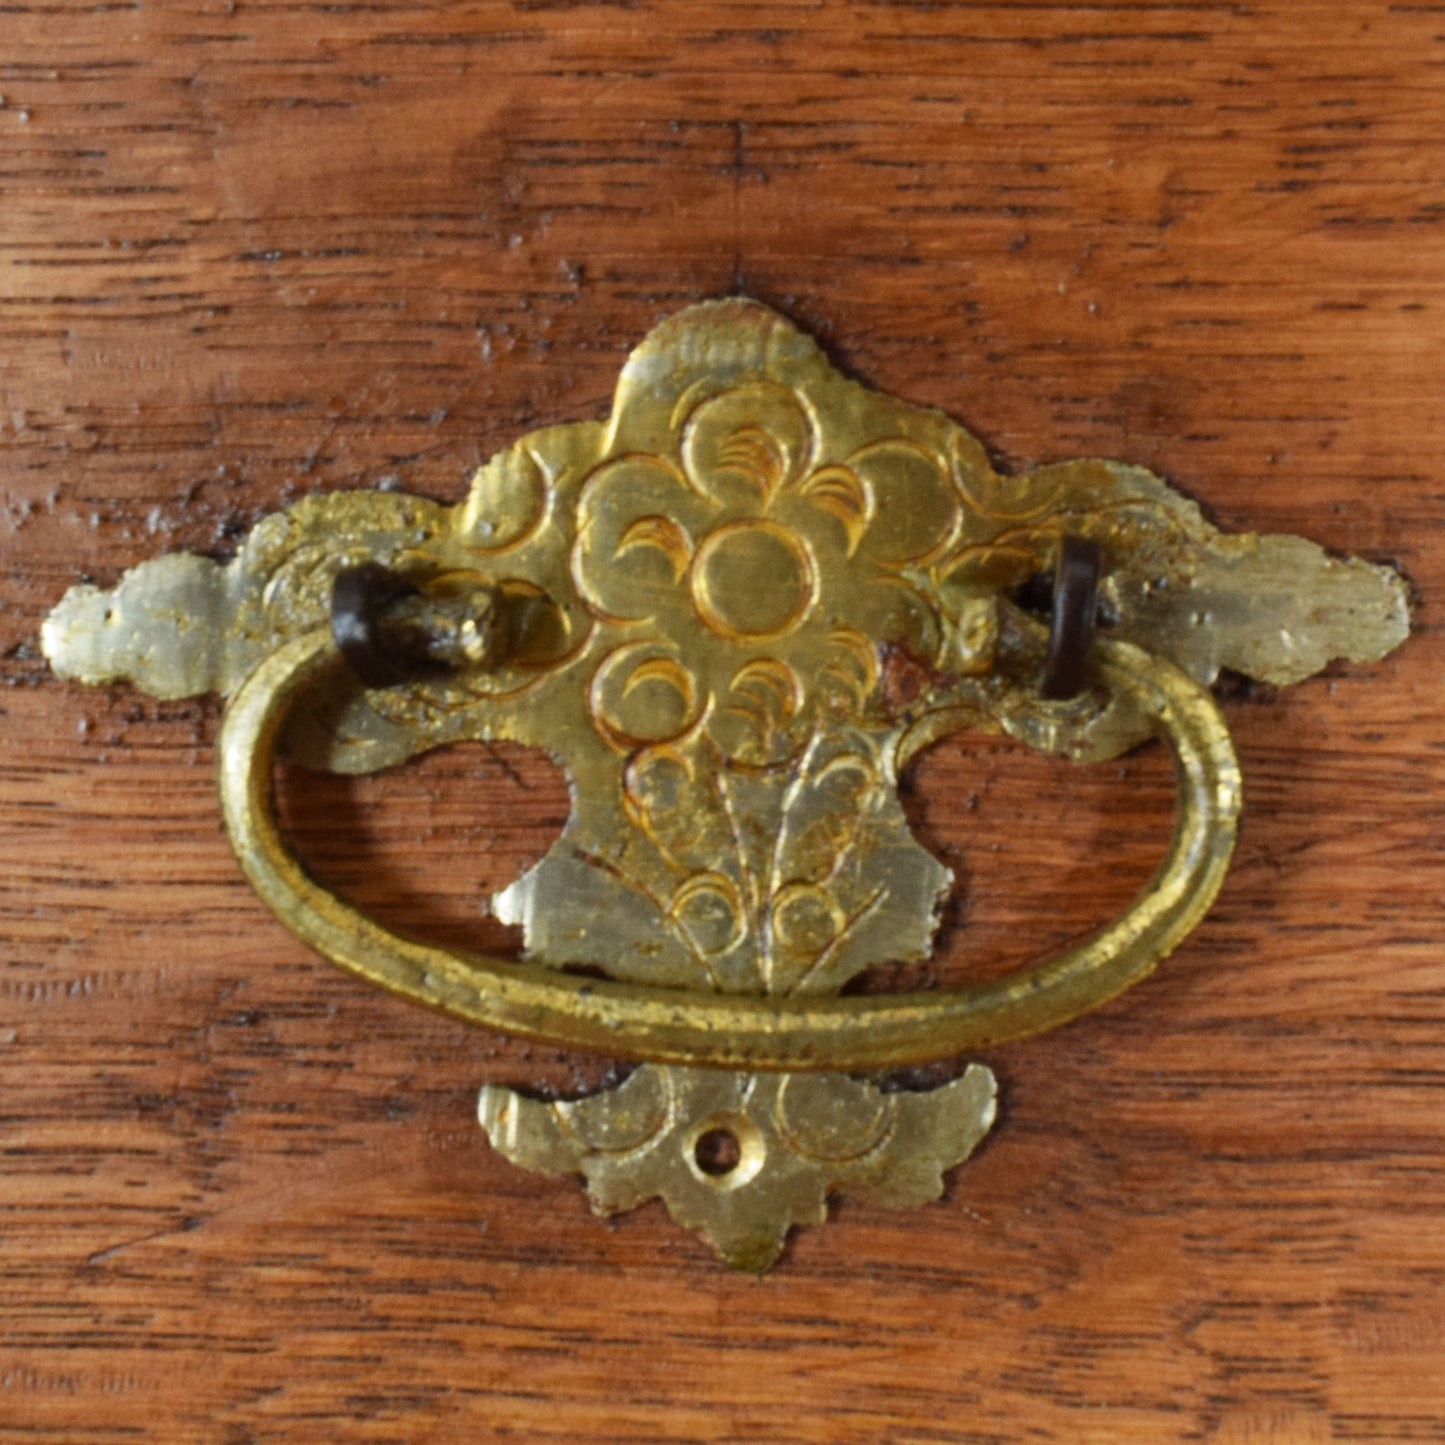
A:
218;627;1241;1073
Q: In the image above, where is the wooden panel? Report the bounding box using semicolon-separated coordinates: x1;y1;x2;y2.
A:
2;3;1442;1440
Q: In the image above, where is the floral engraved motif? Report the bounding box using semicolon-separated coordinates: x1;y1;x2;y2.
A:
473;361;1008;1005
572;381;964;768
605;724;950;997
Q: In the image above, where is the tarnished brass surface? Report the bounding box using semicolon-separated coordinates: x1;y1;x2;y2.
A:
43;300;1410;1268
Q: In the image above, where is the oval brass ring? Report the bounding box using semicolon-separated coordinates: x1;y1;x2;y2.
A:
219;629;1241;1072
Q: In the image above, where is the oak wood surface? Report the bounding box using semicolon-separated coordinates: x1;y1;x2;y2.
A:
1;3;1442;1440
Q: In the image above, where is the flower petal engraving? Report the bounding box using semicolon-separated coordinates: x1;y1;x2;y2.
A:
573;454;703;622
849;437;961;567
616;514;694;582
799;464;872;556
590;641;705;752
680;381;815;508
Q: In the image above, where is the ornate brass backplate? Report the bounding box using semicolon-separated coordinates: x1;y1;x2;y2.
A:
43;300;1408;1270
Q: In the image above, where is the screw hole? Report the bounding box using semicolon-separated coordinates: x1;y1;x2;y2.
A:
693;1126;742;1177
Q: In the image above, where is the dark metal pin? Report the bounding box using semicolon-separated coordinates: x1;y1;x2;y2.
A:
1039;535;1103;701
331;563;503;689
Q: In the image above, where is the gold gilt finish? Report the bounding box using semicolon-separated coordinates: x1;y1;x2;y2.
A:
43;301;1409;1270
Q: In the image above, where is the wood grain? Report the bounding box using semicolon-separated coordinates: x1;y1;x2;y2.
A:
2;2;1443;1440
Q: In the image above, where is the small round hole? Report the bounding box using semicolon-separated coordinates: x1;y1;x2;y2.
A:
693;1127;742;1177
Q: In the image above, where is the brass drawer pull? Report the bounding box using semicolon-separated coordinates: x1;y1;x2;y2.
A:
43;299;1408;1269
